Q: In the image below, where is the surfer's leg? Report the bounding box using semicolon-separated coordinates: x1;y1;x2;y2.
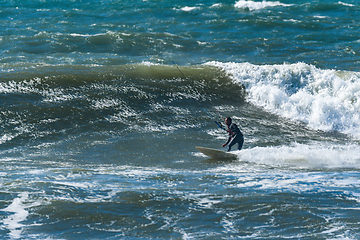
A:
228;138;236;151
229;136;243;151
237;137;244;150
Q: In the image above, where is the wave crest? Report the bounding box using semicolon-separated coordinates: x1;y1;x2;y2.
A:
206;61;360;138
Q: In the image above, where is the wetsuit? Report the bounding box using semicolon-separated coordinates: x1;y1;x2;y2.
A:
227;123;244;151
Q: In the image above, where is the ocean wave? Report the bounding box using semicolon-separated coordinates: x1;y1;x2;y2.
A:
0;62;246;146
206;61;360;138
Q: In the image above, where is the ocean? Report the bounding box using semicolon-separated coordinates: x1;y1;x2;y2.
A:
1;0;360;239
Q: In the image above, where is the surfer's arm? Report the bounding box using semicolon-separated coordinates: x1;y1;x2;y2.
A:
222;136;232;147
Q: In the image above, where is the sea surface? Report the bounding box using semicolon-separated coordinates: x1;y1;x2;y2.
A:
1;0;360;239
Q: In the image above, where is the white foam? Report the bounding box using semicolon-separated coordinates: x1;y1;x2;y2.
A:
234;0;293;11
210;3;222;8
0;134;14;144
69;33;91;37
178;6;200;12
141;61;159;67
314;15;327;19
237;143;360;169
1;193;29;239
205;61;360;138
338;1;355;7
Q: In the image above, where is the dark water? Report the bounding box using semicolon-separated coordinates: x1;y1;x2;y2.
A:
1;0;360;239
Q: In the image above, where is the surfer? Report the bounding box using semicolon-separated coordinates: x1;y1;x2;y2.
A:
222;117;244;151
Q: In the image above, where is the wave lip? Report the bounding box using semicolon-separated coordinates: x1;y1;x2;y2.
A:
206;61;360;138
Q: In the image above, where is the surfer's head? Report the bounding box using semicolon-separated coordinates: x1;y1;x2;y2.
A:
225;117;232;126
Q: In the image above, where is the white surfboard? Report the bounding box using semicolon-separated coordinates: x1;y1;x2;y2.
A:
196;146;238;160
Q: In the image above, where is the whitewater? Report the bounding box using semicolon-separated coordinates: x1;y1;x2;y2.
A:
207;61;360;138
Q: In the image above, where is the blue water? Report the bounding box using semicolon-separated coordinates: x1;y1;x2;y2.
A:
1;0;360;239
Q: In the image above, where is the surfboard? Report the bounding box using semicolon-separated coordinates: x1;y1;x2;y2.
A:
196;146;237;160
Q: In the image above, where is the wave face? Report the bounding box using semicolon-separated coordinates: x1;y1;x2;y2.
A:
0;64;243;145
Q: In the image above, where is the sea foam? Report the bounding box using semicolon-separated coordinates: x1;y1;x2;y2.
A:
1;193;29;239
206;61;360;138
237;143;360;169
234;0;293;11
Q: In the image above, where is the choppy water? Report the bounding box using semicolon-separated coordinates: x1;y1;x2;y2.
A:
1;0;360;239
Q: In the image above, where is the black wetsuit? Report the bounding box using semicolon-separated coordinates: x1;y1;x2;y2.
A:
227;123;244;151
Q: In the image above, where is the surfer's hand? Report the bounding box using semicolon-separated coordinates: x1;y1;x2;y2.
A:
222;144;227;147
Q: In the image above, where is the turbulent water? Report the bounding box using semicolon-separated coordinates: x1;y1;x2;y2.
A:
1;0;360;239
